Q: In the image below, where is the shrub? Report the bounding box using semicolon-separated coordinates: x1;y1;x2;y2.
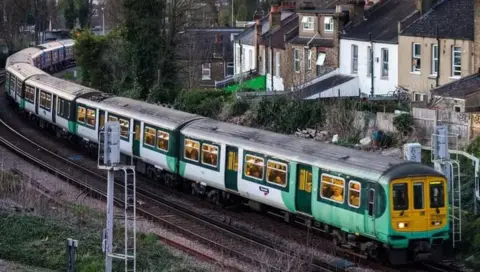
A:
393;113;414;135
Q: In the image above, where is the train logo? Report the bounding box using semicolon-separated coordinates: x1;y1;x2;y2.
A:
259;186;269;196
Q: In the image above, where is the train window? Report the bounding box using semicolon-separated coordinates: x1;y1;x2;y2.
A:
40;91;51;111
368;189;375;216
66;102;71;119
135;124;140;141
57;98;63;116
227;151;238;171
9;75;15;92
77;106;86;123
86;109;96;127
16;78;21;95
298;168;312;193
429;181;445;208
108;115;118;122
320;174;345;203
25;86;35;102
393;183;408;211
184;139;200;162
244;154;264;180
144;126;156;147
413;182;424;209
266;160;287;187
201;144;218;167
156;131;169;151
119;118;130;139
348;181;361;208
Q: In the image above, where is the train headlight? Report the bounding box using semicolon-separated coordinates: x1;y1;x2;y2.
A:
398;222;407;229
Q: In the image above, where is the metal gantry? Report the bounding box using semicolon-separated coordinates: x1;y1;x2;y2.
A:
98;121;137;272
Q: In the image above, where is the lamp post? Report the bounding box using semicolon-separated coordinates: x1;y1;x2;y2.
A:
102;7;105;35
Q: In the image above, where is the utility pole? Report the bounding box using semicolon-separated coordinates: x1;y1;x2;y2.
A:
231;0;234;27
369;32;374;97
102;7;105;35
436;24;440;87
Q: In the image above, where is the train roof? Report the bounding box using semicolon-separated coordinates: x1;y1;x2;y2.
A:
26;74;100;100
182;118;441;183
36;41;63;51
56;39;75;46
7;63;47;80
19;47;43;58
6;51;34;67
98;97;201;130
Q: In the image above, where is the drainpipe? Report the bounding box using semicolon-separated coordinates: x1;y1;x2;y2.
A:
436;25;440;87
270;35;274;92
370;33;374;97
304;32;319;86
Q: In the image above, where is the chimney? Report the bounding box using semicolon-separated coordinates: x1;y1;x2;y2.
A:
269;5;282;32
347;0;366;25
333;5;347;68
475;0;480;72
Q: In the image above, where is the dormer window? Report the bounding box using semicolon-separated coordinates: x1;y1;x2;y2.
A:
324;16;334;32
302;16;314;31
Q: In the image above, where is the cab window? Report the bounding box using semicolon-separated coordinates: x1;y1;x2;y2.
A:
348;181;361;208
244;154;264;180
266;160;287;187
393;183;408;210
430;181;445;208
413;182;424;209
184;139;200;161
320;174;345;204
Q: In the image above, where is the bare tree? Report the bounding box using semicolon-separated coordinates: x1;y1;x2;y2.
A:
0;0;31;52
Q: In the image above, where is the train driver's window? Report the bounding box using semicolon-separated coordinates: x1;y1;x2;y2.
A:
393;183;408;210
266;160;287;187
429;181;445;208
413;182;424;210
184;139;200;162
244;155;264;180
348;181;361;208
156;130;169;151
201;144;218;167
77;106;86;123
144;126;156;147
320;174;345;203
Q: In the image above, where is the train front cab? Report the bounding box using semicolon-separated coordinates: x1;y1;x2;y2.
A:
388;176;449;265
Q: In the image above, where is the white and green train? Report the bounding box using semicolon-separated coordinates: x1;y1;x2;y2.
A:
5;41;450;265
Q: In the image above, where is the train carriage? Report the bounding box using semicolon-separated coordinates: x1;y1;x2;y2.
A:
25;75;100;133
20;47;44;68
5;63;47;108
57;39;75;64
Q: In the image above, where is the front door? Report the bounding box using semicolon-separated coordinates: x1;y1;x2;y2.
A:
296;164;313;214
52;95;56;123
225;145;238;191
133;120;141;157
364;187;376;237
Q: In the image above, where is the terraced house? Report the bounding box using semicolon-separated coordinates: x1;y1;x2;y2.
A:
397;0;475;103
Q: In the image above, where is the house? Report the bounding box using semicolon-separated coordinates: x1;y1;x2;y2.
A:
176;28;244;89
398;0;475;102
339;0;419;97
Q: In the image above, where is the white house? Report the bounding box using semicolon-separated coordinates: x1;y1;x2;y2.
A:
339;0;418;97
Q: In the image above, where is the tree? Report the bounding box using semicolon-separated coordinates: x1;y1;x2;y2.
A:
63;0;76;29
0;0;31;52
75;0;91;29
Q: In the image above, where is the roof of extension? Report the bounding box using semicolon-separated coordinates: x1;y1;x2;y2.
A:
401;0;474;40
341;0;419;43
430;73;480;99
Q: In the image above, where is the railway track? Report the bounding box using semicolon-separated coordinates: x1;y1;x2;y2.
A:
421;261;467;272
0;113;351;271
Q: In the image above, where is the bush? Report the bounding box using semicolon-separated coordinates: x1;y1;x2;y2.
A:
393;113;414;135
230;99;250;116
174;89;231;118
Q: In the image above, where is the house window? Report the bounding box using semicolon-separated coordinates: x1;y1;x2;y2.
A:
248;49;252;70
412;43;421;72
324;16;334;32
432;44;438;75
452;46;462;77
226;62;234;77
201;63;211;80
294;48;300;73
454;105;461;112
269;49;273;74
367;46;372;76
414;93;422;102
381;48;389;77
351;45;358;74
307;49;312;70
302;16;314;31
275;52;280;77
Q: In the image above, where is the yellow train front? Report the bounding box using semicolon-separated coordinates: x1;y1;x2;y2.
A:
379;164;449;265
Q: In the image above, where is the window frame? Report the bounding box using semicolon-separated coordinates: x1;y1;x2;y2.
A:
307;49;312;70
294;48;300;73
248;49;252;70
108;113;130;140
432;44;438;75
86;108;96;128
367;46;372;76
276;51;281;76
454;105;461;112
201;143;219;167
265;159;288;188
324;16;334;32
143;126;156;148
39;90;52;111
351;45;358;74
412;43;421;72
320;173;346;204
298;168;312;193
348;181;361;208
368;189;375;217
184;139;201;162
381;48;389;78
25;85;35;103
77;105;86;124
201;63;211;80
244;154;265;181
226;62;234;77
413;181;425;210
392;183;409;211
451;46;462;77
303;16;314;31
156;130;169;152
429;180;445;208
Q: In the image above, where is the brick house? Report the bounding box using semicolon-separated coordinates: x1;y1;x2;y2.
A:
176;28;244;89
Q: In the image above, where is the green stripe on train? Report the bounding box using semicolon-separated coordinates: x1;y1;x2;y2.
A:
19;98;25;109
281;161;297;212
69;121;77;134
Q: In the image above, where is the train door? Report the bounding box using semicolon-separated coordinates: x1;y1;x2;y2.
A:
224;145;238;192
99;110;105;129
132;120;141;157
52;95;57;123
296;164;312;214
35;88;39;115
364;186;376;237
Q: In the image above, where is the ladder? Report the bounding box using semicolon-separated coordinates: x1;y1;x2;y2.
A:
447;161;461;248
108;166;136;272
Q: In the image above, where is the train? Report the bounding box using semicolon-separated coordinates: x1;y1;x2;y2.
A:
4;40;449;265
